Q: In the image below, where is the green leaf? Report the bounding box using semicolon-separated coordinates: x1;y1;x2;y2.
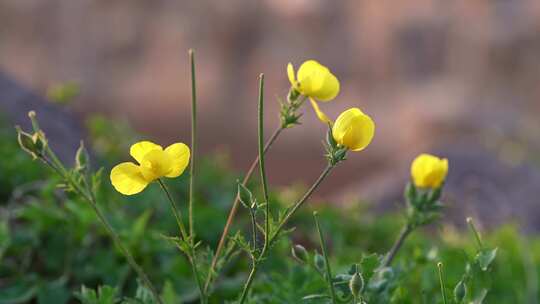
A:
237;182;255;209
359;253;381;283
160;281;179;304
37;280;70;304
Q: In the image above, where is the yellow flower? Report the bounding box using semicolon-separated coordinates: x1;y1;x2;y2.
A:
331;107;375;151
287;60;340;123
110;141;190;195
411;153;448;188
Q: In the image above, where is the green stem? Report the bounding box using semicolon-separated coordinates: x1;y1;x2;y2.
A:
271;164;334;244
238;264;259;303
39;153;163;304
204;125;283;293
437;262;448;304
158;179;189;240
257;74;270;252
466;217;483;250
249;210;257;251
158;180;206;304
238;164;336;304
382;224;412;267
188;49;197;240
313;211;338;304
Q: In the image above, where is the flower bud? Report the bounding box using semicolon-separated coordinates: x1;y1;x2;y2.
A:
332;108;375;152
453;280;466;303
410;154;448;188
17;128;38;158
314;253;325;271
75;141;90;171
291;244;309;263
349;272;364;298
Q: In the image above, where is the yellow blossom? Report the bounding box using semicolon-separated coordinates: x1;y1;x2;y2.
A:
411;153;448;188
110;141;190;195
331;107;375;151
287;60;340;123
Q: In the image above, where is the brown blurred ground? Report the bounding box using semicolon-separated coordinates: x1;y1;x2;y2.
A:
1;0;540;226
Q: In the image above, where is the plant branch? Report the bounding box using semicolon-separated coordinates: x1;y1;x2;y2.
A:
437;262;448;304
38;152;163;304
158;179;206;304
382;224;412;268
257;74;271;252
313;211;338;304
188;49;198;241
204;125;283;293
238;164;336;304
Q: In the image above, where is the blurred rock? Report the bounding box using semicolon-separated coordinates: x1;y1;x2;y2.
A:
0;70;84;162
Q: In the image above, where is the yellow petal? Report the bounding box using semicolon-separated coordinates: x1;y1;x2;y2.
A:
130;141;162;164
332;108;375;151
296;60;340;102
309;98;332;124
313;72;340;102
110;162;149;195
164;143;191;178
139;149;173;181
411;154;449;188
287;63;298;89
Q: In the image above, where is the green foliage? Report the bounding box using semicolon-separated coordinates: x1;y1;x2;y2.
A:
1;117;539;303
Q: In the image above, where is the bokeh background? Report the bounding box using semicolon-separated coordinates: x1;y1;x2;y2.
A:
2;0;540;230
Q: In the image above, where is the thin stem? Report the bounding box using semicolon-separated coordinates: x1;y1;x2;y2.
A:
382;224;412;267
188;49;197;240
249;211;257;251
466;217;483;250
238;164;336;304
158;179;206;303
158;179;188;240
238;265;258;303
437;262;448;304
257;74;270;252
39;154;163;303
313;211;338;304
204;125;283;293
271;164;334;244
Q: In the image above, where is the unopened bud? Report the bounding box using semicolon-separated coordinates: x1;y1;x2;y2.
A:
314;253;325;271
17;128;38;158
349;272;364;298
453;280;466;302
291;244;309;263
75;141;90;171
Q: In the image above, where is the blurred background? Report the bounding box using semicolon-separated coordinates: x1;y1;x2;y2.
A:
1;0;540;230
